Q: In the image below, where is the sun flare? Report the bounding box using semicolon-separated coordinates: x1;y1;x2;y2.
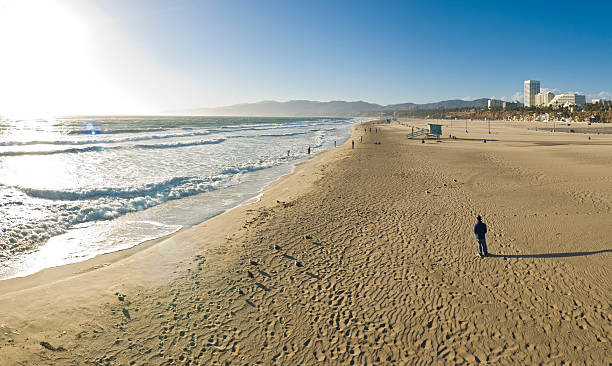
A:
0;0;145;117
0;1;87;116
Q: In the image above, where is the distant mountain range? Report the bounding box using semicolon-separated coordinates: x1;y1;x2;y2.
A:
170;98;492;117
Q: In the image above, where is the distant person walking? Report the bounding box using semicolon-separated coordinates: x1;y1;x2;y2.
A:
351;140;354;149
473;215;488;258
307;146;311;155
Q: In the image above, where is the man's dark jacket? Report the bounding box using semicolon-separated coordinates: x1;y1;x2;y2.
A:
474;221;487;239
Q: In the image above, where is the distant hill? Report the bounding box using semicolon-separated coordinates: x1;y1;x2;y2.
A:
170;98;492;117
386;98;489;111
175;100;382;117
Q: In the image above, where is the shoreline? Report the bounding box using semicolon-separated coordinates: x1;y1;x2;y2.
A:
0;122;364;292
1;119;610;364
0;119;360;284
0;122;365;363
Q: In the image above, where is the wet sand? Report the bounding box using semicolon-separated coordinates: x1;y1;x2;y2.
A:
0;120;611;364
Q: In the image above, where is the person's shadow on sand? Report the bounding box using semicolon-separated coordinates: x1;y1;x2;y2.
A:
488;249;612;259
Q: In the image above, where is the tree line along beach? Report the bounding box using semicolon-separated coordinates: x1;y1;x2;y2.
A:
0;119;611;364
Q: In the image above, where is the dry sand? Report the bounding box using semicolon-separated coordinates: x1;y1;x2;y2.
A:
0;119;611;365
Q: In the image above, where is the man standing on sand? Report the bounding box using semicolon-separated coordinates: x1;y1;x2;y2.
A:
474;215;488;258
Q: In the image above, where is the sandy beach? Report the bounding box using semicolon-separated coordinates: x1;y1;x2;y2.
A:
1;119;611;365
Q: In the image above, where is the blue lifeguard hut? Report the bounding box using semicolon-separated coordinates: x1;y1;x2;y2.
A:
407;123;443;139
428;124;442;136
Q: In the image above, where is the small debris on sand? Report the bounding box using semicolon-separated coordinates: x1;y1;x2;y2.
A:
40;341;66;352
122;309;131;320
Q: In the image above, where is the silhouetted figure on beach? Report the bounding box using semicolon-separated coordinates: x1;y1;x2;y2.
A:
369;127;372;132
334;141;336;147
351;140;354;149
307;146;311;155
474;215;488;258
287;150;290;157
360;136;362;143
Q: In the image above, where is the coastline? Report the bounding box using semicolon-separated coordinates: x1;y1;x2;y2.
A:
0;116;359;282
0;122;362;292
1;119;610;364
0;118;359;283
0;122;366;363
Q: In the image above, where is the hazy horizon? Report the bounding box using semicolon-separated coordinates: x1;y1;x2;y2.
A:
1;0;611;117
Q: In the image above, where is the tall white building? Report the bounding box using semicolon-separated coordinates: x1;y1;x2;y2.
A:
524;80;540;107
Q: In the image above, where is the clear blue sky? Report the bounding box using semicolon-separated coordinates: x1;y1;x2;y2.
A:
1;0;611;115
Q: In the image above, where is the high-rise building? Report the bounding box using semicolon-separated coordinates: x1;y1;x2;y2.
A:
524;80;540;107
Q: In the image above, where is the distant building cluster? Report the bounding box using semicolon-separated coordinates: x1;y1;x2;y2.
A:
487;99;520;109
487;99;503;108
524;80;587;108
592;99;611;107
487;79;607;111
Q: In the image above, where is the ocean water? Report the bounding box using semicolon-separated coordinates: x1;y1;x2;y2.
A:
0;116;362;279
